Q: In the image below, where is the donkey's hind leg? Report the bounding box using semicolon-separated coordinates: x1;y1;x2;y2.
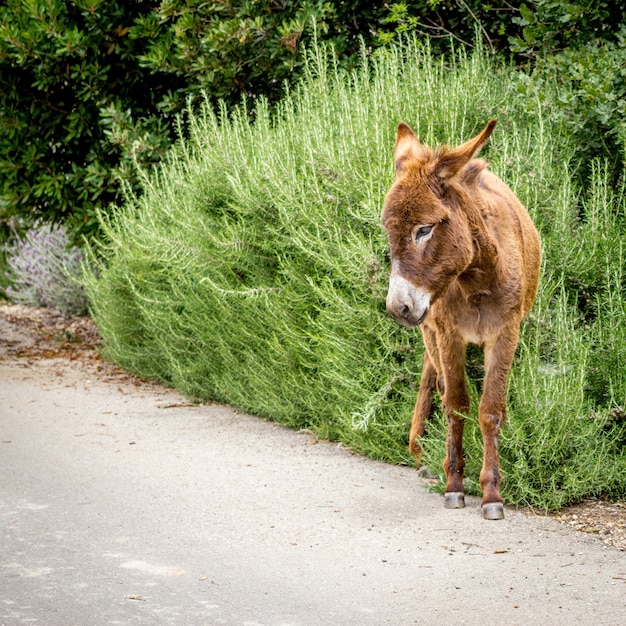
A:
409;351;438;465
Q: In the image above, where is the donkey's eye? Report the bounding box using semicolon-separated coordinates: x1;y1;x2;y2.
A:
414;225;433;241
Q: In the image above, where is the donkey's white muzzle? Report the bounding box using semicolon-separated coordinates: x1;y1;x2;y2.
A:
386;275;431;327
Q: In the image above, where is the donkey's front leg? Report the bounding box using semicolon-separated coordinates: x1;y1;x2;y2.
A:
479;325;520;520
439;335;469;509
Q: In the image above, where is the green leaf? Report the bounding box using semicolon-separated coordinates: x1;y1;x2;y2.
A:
519;3;535;25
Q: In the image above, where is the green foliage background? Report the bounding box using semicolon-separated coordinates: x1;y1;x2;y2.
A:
85;40;626;510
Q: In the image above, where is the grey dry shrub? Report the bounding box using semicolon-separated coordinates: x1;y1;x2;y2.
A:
4;221;88;316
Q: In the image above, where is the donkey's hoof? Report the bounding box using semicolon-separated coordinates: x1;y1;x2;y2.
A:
417;466;436;480
482;502;505;520
444;492;465;509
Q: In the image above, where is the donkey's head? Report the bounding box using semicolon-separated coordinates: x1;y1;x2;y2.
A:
382;120;496;327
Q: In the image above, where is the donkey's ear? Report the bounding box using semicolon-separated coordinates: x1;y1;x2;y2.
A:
436;120;497;181
394;122;421;175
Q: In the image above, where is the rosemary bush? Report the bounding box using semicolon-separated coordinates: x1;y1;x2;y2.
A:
5;221;88;316
85;39;626;510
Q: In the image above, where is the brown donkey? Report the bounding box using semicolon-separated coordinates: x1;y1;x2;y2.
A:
382;120;540;520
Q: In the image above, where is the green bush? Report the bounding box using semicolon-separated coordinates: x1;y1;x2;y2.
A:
132;0;383;107
0;0;177;241
377;1;626;56
513;29;626;174
509;1;626;57
85;39;626;510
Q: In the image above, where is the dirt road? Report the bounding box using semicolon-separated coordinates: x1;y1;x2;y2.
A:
1;305;625;625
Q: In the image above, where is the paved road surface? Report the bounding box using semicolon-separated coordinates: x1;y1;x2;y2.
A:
1;353;625;625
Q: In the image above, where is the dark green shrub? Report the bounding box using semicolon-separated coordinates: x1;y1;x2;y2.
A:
377;1;626;55
0;0;177;241
377;1;516;52
513;28;626;173
132;0;384;107
510;1;626;57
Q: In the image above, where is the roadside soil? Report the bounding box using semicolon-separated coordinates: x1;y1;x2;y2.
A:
1;300;624;551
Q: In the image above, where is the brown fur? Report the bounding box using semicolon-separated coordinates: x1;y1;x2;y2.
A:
382;120;540;518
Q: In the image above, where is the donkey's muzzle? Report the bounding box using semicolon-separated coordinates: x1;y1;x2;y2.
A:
386;275;431;328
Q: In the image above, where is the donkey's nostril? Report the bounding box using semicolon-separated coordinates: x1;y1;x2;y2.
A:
399;304;411;318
